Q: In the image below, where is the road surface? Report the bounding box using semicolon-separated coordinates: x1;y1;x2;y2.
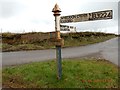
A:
2;37;119;67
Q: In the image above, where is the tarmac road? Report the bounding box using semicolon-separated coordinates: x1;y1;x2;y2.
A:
2;37;119;67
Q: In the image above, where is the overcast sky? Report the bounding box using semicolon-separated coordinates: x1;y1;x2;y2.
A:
0;0;119;34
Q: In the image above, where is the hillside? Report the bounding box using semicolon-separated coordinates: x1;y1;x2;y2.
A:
1;32;116;52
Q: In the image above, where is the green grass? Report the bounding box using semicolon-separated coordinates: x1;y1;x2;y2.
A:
2;58;119;88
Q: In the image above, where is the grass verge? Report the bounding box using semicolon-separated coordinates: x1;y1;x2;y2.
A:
2;58;119;88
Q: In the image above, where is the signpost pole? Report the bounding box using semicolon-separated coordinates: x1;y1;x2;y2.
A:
52;3;62;79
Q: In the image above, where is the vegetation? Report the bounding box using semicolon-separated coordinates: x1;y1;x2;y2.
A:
2;32;116;52
61;32;116;47
115;34;120;37
2;58;119;88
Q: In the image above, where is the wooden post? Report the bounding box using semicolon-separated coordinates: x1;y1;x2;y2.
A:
52;3;62;79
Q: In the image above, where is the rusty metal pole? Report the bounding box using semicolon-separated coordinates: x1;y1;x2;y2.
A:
52;4;62;79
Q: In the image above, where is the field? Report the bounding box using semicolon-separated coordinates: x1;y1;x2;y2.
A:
2;32;119;88
2;58;119;88
2;32;116;52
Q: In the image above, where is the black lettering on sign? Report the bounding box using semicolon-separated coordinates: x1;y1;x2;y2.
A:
89;13;93;20
99;12;103;18
60;10;112;23
76;15;80;18
89;10;112;20
103;12;107;18
106;12;110;17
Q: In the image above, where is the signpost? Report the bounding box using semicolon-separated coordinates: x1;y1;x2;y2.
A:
52;3;113;80
52;4;63;79
60;10;113;23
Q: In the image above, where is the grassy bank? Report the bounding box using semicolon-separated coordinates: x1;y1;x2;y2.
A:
63;35;116;47
2;58;119;88
2;32;116;52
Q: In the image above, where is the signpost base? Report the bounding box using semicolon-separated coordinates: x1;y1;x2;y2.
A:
56;45;62;79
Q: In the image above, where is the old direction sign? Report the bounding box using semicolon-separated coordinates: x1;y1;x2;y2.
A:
60;10;113;23
60;25;76;31
89;10;113;20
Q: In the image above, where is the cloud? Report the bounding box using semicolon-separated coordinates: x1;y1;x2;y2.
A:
0;0;119;33
0;0;26;18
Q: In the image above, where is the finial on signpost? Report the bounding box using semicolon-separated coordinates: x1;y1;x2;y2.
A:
52;3;61;16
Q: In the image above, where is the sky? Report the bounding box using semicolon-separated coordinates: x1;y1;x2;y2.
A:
0;0;119;34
